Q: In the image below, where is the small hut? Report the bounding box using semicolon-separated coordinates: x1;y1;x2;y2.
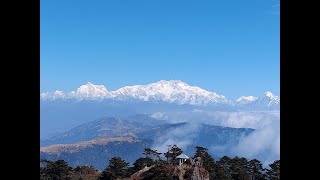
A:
176;153;189;165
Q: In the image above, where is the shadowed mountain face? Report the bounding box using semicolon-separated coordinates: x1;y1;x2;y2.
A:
40;115;254;170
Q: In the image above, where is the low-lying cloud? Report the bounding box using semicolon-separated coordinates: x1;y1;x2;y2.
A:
152;123;201;153
151;110;280;165
231;118;280;165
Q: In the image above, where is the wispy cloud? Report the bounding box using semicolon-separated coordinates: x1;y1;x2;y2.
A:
231;119;280;166
152;110;279;129
150;110;280;165
151;122;201;153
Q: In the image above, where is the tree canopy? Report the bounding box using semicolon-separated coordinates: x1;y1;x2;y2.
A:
40;145;280;180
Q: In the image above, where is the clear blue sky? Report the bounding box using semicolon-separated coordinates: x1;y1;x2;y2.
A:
40;0;279;99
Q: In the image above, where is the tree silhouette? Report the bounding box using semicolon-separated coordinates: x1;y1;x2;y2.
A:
266;160;280;180
230;156;251;180
194;146;217;179
40;146;279;180
247;159;266;180
143;148;153;158
40;159;72;180
99;157;130;180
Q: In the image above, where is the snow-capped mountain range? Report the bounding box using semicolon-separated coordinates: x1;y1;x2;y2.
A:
40;80;279;107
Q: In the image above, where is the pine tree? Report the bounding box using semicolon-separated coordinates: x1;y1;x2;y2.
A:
216;156;233;180
40;159;72;180
99;157;130;180
230;156;250;180
266;160;280;180
247;159;266;180
194;146;216;179
143;148;153;158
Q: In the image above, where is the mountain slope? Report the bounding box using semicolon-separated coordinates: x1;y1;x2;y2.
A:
40;115;254;170
40;137;152;170
40;114;165;146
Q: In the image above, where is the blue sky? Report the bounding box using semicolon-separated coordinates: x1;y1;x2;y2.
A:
40;0;279;99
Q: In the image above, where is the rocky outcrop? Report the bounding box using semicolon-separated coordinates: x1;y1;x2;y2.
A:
172;157;209;180
131;165;155;180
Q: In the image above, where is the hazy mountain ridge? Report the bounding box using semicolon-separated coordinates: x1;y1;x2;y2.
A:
40;115;254;169
41;138;153;170
40;114;165;146
40;137;139;154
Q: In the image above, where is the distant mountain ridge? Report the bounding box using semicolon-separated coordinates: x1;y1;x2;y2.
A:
40;80;279;108
40;114;165;146
40;137;139;154
40;114;254;170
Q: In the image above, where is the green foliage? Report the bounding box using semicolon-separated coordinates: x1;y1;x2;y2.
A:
266;160;280;180
143;148;153;158
215;156;269;180
215;156;233;180
133;157;155;171
194;146;216;179
40;159;72;180
40;146;278;180
247;159;266;180
99;157;130;180
144;148;163;162
229;156;251;180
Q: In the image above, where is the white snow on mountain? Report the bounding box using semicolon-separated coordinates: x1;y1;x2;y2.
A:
67;82;113;100
40;90;66;100
40;80;279;108
236;96;258;104
234;91;280;108
257;91;280;107
112;80;229;105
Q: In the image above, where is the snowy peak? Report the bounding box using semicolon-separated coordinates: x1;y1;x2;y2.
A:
264;91;274;97
69;82;112;99
259;91;280;107
40;80;229;105
235;91;280;108
40;80;279;109
263;91;279;100
112;80;229;105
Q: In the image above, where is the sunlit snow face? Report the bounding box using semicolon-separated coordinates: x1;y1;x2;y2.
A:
40;80;278;107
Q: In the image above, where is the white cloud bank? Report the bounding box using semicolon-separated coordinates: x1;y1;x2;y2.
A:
150;110;280;165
